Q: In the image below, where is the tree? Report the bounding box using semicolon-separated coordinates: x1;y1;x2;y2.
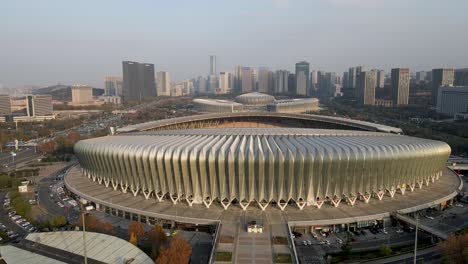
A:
37;141;56;154
51;215;67;228
147;225;167;258
379;245;392;257
129;232;138;245
438;233;468;264
128;221;144;240
156;234;192;264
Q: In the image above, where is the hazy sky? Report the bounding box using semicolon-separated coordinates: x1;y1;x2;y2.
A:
2;0;468;88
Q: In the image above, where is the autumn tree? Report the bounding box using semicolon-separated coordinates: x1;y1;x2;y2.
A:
156;233;192;264
438;233;468;264
37;140;57;154
51;215;67;228
147;225;167;258
128;221;144;241
129;232;138;245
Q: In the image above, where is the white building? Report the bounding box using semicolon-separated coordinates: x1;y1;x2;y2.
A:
156;71;171;96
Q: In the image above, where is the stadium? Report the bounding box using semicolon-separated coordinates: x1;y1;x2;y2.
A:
68;112;460;219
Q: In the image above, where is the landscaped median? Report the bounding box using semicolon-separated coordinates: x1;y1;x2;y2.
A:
215;251;232;263
275;253;293;263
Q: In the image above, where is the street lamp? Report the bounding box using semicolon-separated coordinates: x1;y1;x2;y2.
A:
413;212;419;264
79;203;88;264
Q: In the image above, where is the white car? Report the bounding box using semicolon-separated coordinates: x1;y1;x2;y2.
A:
307;240;312;245
455;204;463;208
57;202;64;208
425;215;434;220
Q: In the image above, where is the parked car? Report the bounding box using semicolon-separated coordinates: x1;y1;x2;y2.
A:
307;240;312;245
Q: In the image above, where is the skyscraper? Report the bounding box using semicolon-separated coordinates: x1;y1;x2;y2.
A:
122;61;156;101
274;70;289;94
311;70;318;91
210;55;216;76
431;68;454;105
295;61;310;96
241;67;254;93
348;67;357;89
342;72;349;89
376;70;385;88
391;68;410;106
156;71;171;96
357;70;376;106
208;75;219;93
0;94;11;117
26;95;52;117
454;68;468;86
104;76;123;96
196;76;208;94
258;67;273;93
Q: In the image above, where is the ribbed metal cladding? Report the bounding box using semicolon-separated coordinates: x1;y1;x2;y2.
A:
74;128;451;210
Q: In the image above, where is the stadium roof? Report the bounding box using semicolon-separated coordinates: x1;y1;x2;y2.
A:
117;112;403;134
0;231;153;264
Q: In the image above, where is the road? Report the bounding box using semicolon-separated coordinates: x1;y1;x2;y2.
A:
0;191;27;236
36;167;80;223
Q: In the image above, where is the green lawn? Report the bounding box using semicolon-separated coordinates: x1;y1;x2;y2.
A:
275;253;292;263
215;251;232;262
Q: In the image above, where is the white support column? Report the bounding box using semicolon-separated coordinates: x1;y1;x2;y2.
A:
104;179;110;188
221;199;231;210
170;194;180;205
409;184;415;192
155;193;164;202
296;199;306;210
111;180;118;191
121;185;128;193
97;177;103;184
186;197;195;207
388;189;396;198
399;185;406;195
277;200;288;211
362;193;371;203
257;200;269;211
315;200;324;209
131;186;139;197
376;191;384;200
331;197;341;207
417;182;423;189
203;198;213;208
239;200;250;211
424;178;430;186
347;197;357;206
142;190;151;199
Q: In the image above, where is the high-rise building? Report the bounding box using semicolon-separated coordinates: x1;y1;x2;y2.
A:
26;95;52;116
156;71;171;96
208;75;219;93
196;76;208;94
210;55;216;76
416;71;427;83
342;72;349;89
357;70;376;106
288;73;296;94
376;70;385;88
171;82;184;97
454;68;468;86
436;86;468;115
104;76;123;96
391;68;410;106
219;72;231;94
431;68;454;105
295;61;310;96
122;61;156;101
348;67;357;89
241;67;254;93
311;70;318;91
71;85;93;105
0;94;11;117
274;70;289;94
258;67;273;93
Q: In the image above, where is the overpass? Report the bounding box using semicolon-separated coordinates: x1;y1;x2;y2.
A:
394;214;448;240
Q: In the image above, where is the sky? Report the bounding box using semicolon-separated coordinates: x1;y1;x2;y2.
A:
1;0;468;88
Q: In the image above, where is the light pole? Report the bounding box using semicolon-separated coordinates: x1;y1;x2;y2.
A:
413;212;418;264
81;205;88;264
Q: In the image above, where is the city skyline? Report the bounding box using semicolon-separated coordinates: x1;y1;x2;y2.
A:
2;0;468;88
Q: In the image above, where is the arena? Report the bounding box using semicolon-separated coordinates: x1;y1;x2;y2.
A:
68;112;460;213
65;112;463;262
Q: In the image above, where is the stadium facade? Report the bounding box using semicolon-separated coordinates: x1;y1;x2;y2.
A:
73;113;452;211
